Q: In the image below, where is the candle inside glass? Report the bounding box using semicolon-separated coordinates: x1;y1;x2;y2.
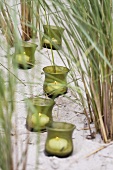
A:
43;37;59;46
43;66;69;98
42;25;64;50
46;81;65;94
48;137;68;151
16;52;29;64
45;121;75;157
31;112;50;127
14;42;37;69
26;97;55;132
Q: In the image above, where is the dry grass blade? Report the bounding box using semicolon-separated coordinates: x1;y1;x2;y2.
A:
0;63;26;86
0;2;15;46
84;142;113;158
20;0;39;41
20;0;31;41
91;80;108;143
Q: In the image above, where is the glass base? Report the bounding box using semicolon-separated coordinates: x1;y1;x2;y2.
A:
44;90;67;99
44;149;73;158
25;123;46;133
18;63;34;69
42;43;61;50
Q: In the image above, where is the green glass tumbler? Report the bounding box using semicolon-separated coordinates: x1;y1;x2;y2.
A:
26;97;55;132
43;66;69;98
45;121;75;157
42;25;64;50
15;42;37;69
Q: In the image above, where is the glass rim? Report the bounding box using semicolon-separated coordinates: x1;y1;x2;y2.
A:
46;121;76;131
43;65;69;74
43;25;64;31
26;97;55;106
21;42;38;48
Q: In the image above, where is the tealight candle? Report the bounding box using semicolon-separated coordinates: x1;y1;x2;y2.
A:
43;38;58;46
31;112;50;127
51;38;58;44
48;137;68;151
16;52;29;64
46;81;64;94
43;39;50;45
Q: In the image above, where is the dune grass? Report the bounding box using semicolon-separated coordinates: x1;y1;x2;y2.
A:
38;0;113;143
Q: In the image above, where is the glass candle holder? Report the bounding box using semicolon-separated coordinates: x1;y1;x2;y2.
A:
26;97;55;132
43;66;69;98
45;121;75;157
15;42;37;69
42;25;64;50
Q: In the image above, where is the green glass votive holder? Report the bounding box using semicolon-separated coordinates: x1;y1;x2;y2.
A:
26;97;55;132
42;25;64;50
43;66;69;98
45;121;75;157
15;42;37;69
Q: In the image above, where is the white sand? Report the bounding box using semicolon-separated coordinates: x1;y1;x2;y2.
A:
0;3;113;169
